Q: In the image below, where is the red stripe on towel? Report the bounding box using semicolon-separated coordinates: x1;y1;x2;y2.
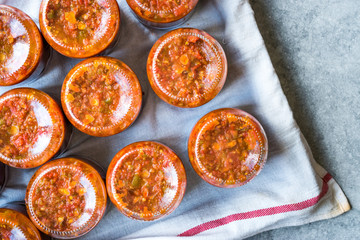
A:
179;173;332;237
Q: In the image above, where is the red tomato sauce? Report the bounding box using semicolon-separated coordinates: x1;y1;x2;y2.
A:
0;88;65;169
33;168;86;231
188;108;268;188
0;96;51;159
40;0;120;58
26;158;107;238
114;147;172;216
62;57;142;137
148;28;227;108
107;141;187;221
45;0;104;47
32;168;87;231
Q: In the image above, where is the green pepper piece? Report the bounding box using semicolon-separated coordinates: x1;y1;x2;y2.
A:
47;10;55;20
105;97;112;104
131;174;141;189
78;30;87;41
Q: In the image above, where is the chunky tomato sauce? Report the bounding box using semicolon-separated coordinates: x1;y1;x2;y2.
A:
0;96;51;159
26;158;107;238
148;28;227;108
0;208;41;240
188;108;268;188
127;0;198;25
40;0;120;58
157;35;211;100
114;147;171;217
46;0;104;47
0;88;65;169
62;57;142;137
64;61;121;128
32;168;87;231
0;5;43;86
107;142;186;220
197;116;260;183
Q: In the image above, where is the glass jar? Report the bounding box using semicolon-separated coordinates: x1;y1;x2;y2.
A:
107;141;187;221
188;108;268;188
126;0;199;29
39;0;120;58
0;88;67;169
0;5;49;86
0;208;41;240
25;157;107;239
61;57;143;137
147;28;228;108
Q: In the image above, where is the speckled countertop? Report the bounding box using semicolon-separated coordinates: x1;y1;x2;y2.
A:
247;0;359;239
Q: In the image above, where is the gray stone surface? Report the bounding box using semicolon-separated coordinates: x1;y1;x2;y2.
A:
247;0;360;239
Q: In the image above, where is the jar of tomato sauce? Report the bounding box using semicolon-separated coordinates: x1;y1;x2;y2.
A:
25;157;107;239
0;208;41;240
147;28;227;108
39;0;120;58
61;57;142;137
0;5;50;86
107;141;187;221
188;108;268;188
0;88;67;169
126;0;199;29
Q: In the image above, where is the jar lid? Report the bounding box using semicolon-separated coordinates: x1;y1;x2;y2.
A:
188;108;268;188
0;88;66;169
147;28;227;108
107;141;187;221
126;0;198;24
0;5;43;86
61;57;142;137
26;157;107;239
0;208;41;240
39;0;120;58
